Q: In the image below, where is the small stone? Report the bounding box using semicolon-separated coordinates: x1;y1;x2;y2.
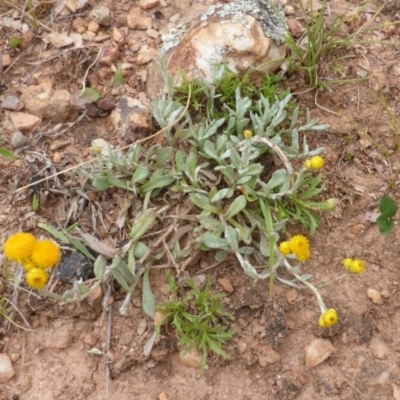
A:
2;53;11;68
0;353;16;383
350;224;364;235
127;8;152;30
72;17;88;33
11;131;28;148
89;5;112;27
92;138;112;157
112;27;123;42
97;95;116;111
178;348;202;369
20;81;77;122
94;34;110;43
82;31;96;41
146;28;159;38
238;341;247;355
217;278;234;293
305;339;335;369
370;337;389;359
285;289;298;303
367;288;382;304
154;311;168;327
139;0;160;10
253;343;280;366
158;392;170;400
2;95;20;110
87;20;100;33
21;30;35;48
137;319;147;336
53;151;62;164
109;96;153;137
284;5;295;14
10;353;20;363
136;45;158;65
287;19;305;37
4;112;41;134
380;289;390;298
100;41;119;66
393;383;400;400
47;32;74;48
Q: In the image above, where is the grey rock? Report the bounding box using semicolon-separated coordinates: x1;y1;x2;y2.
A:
11;131;28;148
2;95;20;110
89;5;112;27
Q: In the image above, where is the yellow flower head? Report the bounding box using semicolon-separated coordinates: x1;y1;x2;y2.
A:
279;241;292;255
23;260;37;271
26;268;49;289
305;155;325;170
343;258;365;274
319;308;339;328
295;248;311;262
243;130;253;139
289;235;311;262
4;232;37;263
31;240;61;269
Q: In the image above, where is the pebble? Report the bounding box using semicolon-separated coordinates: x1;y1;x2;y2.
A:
137;319;147;336
47;32;74;48
178;348;202;369
4;112;41;134
367;288;382;304
217;278;234;293
2;53;11;68
87;20;100;33
99;41;120;66
370;337;389;359
89;5;112;27
96;94;116;111
127;8;152;30
0;353;15;383
72;17;88;33
2;97;19;115
370;371;390;387
305;339;335;369
10;353;20;363
393;383;400;400
238;341;247;355
52;151;62;164
159;392;170;400
136;45;158;65
11;131;28;148
253;343;280;366
139;0;160;9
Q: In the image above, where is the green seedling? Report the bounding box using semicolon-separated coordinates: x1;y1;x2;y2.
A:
9;36;22;50
377;194;398;236
156;272;235;370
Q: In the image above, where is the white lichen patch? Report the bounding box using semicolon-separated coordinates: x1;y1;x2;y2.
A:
201;0;287;45
161;22;189;51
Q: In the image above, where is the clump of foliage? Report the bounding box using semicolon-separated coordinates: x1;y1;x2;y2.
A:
156;272;235;370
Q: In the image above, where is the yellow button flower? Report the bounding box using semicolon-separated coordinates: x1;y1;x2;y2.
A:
305;155;325;170
295;248;311;262
23;260;37;271
289;235;311;262
31;240;61;269
343;258;365;274
26;268;49;289
319;308;339;328
4;232;37;263
243;130;253;139
279;241;291;255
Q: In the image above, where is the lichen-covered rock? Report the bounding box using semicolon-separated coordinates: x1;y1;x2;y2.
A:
148;0;287;97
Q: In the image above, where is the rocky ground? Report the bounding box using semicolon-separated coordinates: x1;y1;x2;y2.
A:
1;0;400;399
